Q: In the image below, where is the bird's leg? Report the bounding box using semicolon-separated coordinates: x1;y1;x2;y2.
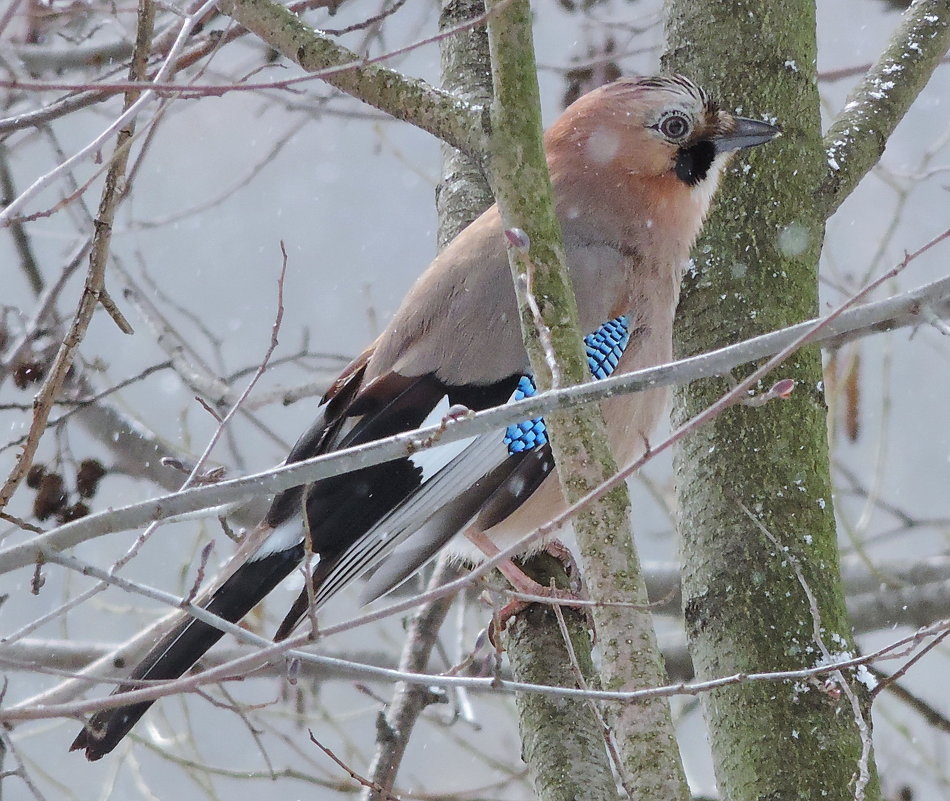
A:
541;540;582;590
463;529;586;637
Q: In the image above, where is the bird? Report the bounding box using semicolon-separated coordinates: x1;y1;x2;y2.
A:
70;74;779;760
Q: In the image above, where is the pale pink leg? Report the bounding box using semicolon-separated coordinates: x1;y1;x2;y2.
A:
463;529;585;635
542;540;580;582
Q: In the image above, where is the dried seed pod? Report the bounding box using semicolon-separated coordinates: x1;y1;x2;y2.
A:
76;459;107;498
26;463;46;489
34;473;67;521
13;360;45;389
56;502;90;524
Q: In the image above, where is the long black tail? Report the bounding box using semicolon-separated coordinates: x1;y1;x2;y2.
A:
71;545;302;760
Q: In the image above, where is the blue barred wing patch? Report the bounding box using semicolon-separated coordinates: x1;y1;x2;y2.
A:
503;376;547;452
586;316;631;379
503;315;630;454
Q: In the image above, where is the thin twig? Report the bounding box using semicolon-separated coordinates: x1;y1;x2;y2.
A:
0;0;218;226
550;602;634;800
734;497;872;801
0;0;160;512
3;609;947;723
309;732;403;801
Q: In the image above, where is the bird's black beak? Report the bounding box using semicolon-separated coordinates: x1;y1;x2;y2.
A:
714;117;781;154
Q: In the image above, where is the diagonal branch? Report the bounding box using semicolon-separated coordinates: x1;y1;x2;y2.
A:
0;267;946;576
217;0;490;156
484;2;688;797
820;0;950;216
0;0;156;512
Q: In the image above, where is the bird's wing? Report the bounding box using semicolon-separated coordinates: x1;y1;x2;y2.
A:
269;313;635;638
265;365;528;637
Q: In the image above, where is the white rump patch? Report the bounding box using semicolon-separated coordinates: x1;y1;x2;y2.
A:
252;517;306;561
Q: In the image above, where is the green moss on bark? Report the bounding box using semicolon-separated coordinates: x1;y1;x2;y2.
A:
663;0;880;799
485;2;689;796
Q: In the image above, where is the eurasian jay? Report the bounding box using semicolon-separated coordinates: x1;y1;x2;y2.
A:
71;74;779;759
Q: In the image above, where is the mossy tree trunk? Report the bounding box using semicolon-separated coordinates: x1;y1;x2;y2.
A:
484;2;691;797
662;1;881;799
439;3;620;799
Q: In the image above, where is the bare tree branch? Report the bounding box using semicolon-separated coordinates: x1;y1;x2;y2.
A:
2;615;947;724
1;268;945;575
360;556;461;800
0;0;156;511
217;0;490;156
820;0;950;216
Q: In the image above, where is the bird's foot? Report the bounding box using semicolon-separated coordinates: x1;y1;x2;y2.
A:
541;540;582;588
486;582;587;648
471;541;586;641
463;529;589;646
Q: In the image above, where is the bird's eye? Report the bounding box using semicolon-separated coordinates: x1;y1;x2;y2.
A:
658;112;691;141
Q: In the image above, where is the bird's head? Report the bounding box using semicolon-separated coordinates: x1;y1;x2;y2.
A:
546;74;780;254
548;74;779;187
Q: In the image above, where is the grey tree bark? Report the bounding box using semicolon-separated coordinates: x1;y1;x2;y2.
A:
661;0;900;798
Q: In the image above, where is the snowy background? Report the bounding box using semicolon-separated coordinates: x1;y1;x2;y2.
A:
1;0;949;798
